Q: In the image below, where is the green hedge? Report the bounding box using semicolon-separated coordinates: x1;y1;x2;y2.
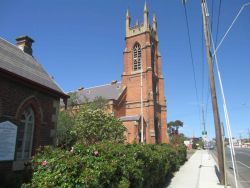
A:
22;143;186;188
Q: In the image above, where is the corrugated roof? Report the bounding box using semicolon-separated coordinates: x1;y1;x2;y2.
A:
0;37;65;95
73;82;124;103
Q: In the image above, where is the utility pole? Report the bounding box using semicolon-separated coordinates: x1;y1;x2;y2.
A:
221;122;227;186
201;0;225;185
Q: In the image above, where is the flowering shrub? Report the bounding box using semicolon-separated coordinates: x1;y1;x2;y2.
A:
74;108;126;146
22;143;186;188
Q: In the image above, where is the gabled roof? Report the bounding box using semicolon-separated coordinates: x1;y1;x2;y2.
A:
72;82;125;103
0;37;66;97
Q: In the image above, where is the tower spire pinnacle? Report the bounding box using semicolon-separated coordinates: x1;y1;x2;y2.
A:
126;9;130;18
144;1;148;12
153;13;156;22
153;13;157;30
152;13;158;40
126;8;131;37
136;19;139;26
143;1;149;30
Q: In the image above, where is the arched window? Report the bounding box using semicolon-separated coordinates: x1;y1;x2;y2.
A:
133;43;142;71
16;107;35;159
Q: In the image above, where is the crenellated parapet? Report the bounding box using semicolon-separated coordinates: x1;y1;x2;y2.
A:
125;2;158;40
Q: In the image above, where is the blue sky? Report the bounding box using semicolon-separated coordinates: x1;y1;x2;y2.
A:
1;0;249;139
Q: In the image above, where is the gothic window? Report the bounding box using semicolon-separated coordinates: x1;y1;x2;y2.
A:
133;43;142;71
16;107;35;160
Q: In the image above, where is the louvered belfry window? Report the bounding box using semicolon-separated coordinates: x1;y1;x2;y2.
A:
133;43;142;71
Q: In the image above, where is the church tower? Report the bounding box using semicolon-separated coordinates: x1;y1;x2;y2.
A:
120;3;168;144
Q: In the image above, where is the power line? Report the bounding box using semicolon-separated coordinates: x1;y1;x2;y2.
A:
201;42;211;130
201;19;205;105
203;0;221;127
183;3;201;124
201;0;225;184
204;80;210;126
211;0;214;32
200;4;210;129
201;16;208;134
215;0;222;47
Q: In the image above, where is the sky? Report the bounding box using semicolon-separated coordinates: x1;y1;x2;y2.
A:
1;0;249;139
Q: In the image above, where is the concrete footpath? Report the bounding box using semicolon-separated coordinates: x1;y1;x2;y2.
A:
167;150;230;188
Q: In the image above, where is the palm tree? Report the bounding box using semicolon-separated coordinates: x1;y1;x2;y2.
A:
167;120;184;144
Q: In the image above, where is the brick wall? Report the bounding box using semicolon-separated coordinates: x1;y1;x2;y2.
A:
0;74;60;171
121;30;168;144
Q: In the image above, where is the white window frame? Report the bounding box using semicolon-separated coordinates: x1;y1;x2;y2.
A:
16;107;35;160
133;43;142;71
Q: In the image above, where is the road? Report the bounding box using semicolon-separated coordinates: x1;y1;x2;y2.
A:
210;147;250;188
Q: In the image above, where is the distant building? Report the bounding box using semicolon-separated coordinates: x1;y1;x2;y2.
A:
0;36;68;171
70;4;168;144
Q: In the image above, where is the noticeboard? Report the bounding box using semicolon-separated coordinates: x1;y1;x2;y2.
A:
0;121;17;161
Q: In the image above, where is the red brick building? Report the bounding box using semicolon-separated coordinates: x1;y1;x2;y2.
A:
0;36;68;172
73;5;168;144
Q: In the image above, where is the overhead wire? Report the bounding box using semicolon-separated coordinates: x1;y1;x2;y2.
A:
201;23;205;106
205;0;239;186
204;81;210;126
211;0;214;32
182;2;202;125
215;0;222;47
201;15;208;134
203;0;222;129
209;21;239;188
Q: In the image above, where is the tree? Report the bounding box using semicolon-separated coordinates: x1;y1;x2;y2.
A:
74;107;126;145
167;120;184;144
56;110;77;149
56;96;109;148
168;120;183;135
82;96;108;111
67;92;79;107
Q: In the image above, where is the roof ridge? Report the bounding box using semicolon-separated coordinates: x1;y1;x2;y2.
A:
0;37;65;96
0;37;40;66
68;81;121;93
84;81;121;90
0;37;30;56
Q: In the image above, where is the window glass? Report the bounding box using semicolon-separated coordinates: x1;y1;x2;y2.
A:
133;43;142;71
16;107;35;160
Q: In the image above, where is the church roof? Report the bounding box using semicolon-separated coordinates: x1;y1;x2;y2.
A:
119;115;141;122
73;82;124;103
0;37;66;97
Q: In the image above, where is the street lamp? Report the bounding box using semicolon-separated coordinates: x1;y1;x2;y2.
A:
213;3;250;56
210;3;250;187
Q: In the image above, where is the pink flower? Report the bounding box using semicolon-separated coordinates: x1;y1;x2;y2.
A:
41;160;48;166
93;150;99;157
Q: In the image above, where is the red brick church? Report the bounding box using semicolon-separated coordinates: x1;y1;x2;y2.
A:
73;4;168;144
0;36;68;173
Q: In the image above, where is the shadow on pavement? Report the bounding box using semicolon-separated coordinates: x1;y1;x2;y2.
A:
214;165;221;182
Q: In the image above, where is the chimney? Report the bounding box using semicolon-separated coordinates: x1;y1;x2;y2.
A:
16;36;34;56
78;87;84;91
